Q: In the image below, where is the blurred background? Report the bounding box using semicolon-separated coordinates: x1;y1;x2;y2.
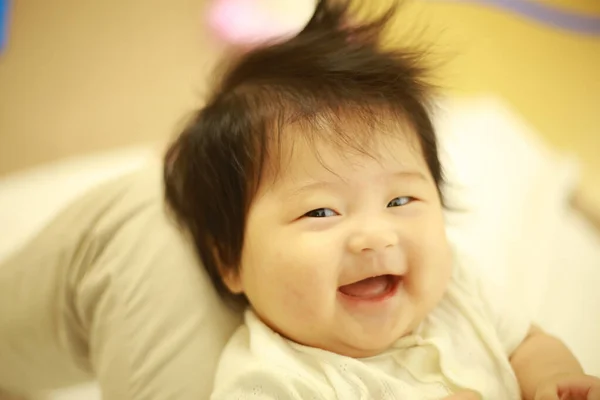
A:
0;2;598;398
0;0;598;210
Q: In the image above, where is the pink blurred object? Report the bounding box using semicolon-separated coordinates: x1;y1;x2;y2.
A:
208;0;317;46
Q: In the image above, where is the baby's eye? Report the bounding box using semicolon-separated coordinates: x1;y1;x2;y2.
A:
387;196;414;208
304;208;338;218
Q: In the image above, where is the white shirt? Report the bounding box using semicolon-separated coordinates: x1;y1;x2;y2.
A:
211;262;530;399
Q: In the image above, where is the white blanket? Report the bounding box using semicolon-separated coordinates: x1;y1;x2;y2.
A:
1;99;598;400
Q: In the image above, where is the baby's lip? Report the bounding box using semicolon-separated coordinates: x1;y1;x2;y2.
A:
337;274;402;302
338;273;404;288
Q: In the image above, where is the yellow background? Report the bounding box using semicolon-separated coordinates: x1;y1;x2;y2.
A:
381;0;600;211
0;0;598;210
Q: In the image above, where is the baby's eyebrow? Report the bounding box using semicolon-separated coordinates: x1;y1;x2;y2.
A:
284;170;429;199
389;171;428;182
285;181;341;200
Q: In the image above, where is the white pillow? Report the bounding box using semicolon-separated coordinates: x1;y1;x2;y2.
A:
436;96;580;320
0;148;242;400
0;146;158;261
435;99;600;375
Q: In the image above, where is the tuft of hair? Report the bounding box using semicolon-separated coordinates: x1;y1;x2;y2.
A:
164;0;443;308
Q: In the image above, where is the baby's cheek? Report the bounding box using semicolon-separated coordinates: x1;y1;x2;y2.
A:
405;235;452;296
273;256;333;312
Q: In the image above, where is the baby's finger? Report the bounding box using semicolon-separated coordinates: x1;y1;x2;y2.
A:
535;385;560;400
442;390;481;400
588;384;600;400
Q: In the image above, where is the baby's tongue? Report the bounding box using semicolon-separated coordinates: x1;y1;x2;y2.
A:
339;275;390;298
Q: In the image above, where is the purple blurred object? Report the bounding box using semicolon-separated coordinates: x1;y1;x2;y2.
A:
432;0;600;35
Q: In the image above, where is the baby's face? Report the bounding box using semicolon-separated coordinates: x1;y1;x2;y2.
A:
224;130;452;357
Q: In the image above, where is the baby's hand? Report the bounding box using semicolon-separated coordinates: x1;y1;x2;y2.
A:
442;390;481;400
535;373;600;399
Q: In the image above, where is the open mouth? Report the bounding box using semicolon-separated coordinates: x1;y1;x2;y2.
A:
338;274;402;301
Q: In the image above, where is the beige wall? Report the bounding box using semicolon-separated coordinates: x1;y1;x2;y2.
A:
388;0;600;212
0;0;221;176
370;0;600;212
1;0;598;210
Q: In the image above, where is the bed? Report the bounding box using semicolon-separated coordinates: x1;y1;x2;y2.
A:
1;97;598;399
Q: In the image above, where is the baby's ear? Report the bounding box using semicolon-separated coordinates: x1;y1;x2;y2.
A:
212;245;244;294
221;267;244;294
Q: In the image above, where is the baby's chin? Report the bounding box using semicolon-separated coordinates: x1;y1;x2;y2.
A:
314;334;405;359
327;315;426;358
256;299;425;358
291;325;414;359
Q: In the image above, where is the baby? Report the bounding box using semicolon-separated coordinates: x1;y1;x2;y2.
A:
164;1;600;399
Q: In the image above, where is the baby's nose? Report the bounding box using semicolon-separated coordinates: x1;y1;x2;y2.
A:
347;228;399;254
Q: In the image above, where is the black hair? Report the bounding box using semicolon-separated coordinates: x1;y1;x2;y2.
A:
164;0;442;308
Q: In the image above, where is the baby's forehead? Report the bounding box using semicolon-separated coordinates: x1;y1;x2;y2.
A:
264;126;428;187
